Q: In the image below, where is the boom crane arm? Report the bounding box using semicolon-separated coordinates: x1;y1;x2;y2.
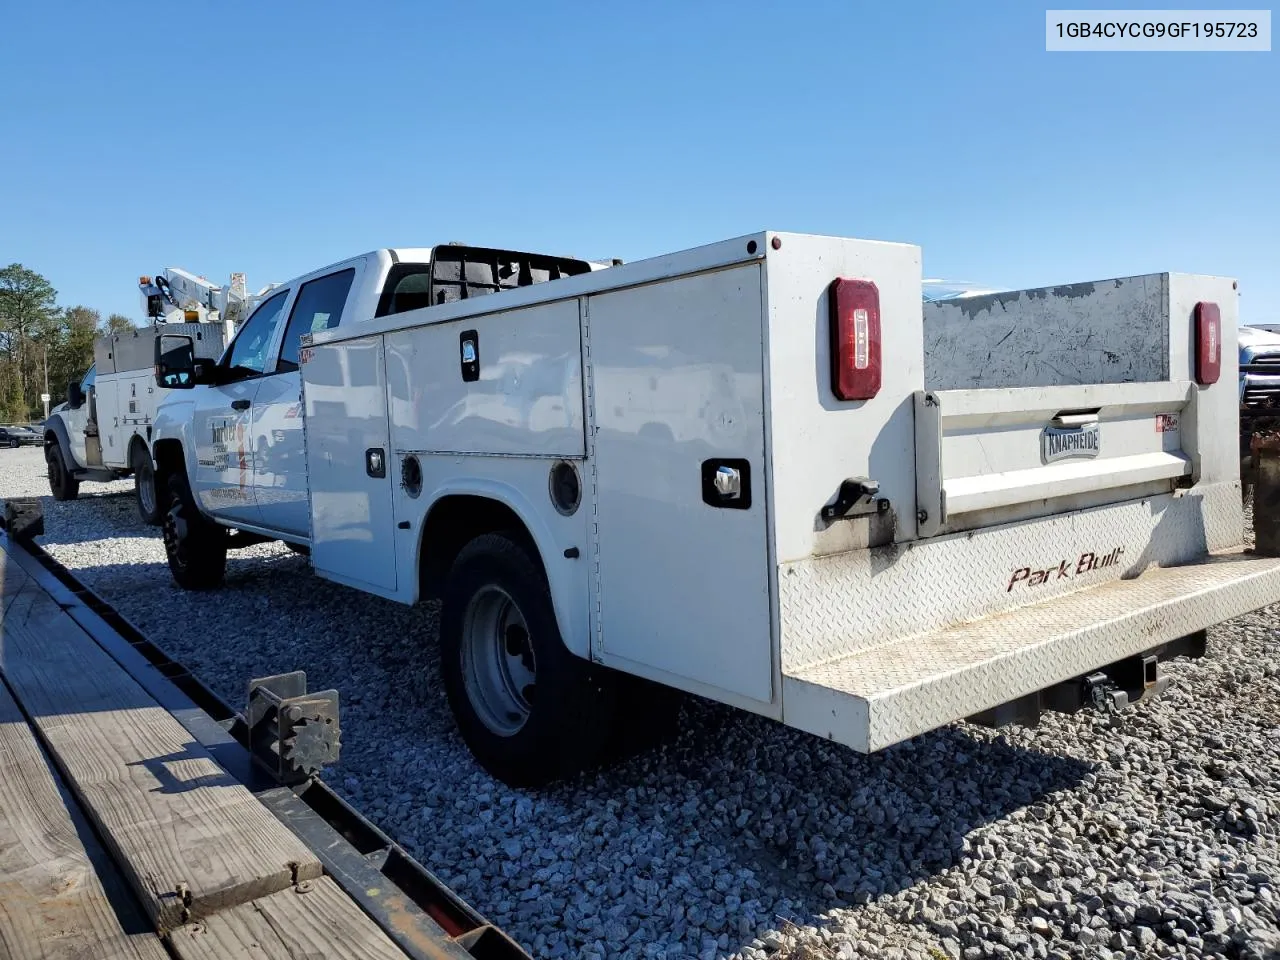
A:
139;268;278;342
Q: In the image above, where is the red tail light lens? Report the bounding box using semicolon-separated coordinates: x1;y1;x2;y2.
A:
829;278;882;401
1195;301;1221;386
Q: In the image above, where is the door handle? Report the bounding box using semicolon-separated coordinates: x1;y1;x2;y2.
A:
231;399;251;411
1050;408;1100;428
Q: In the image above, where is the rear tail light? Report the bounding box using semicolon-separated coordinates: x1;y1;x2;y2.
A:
829;278;882;401
1195;301;1221;386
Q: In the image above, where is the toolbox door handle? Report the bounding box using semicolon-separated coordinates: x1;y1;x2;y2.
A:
1050;410;1099;428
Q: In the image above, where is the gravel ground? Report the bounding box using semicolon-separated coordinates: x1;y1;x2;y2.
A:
2;446;1278;960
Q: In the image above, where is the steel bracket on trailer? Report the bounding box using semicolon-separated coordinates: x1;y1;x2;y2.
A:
246;671;341;784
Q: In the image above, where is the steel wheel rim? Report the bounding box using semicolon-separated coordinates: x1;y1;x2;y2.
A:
137;463;156;517
461;585;536;737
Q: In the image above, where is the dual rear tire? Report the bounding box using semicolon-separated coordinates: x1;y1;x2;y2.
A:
439;532;683;787
440;533;615;787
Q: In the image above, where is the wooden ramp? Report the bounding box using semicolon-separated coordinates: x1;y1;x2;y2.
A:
0;541;416;960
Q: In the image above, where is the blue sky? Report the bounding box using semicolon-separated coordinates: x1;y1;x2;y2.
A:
1;1;1275;321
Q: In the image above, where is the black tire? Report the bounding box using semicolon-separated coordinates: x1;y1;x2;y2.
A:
131;443;161;526
440;532;616;787
161;466;227;590
46;444;79;501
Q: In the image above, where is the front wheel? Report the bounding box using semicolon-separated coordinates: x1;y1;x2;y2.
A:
46;445;79;501
161;467;227;590
132;444;161;526
440;532;616;787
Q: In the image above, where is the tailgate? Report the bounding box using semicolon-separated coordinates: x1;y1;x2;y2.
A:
914;381;1193;537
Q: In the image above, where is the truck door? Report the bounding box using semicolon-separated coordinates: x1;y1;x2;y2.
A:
192;288;291;525
64;364;94;467
255;264;360;537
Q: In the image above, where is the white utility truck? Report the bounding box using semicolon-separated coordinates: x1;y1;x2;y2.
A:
42;268;268;523
150;231;1280;787
44;323;226;522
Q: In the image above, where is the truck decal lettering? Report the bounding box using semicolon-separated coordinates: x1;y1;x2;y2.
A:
236;422;248;490
1008;546;1125;592
210;417;249;489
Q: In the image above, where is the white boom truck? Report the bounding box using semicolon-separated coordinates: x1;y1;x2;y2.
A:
149;231;1280;788
42;268;269;523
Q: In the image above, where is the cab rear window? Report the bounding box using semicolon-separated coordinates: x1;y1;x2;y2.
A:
375;246;592;318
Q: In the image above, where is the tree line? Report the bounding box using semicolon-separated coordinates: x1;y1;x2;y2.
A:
0;263;135;423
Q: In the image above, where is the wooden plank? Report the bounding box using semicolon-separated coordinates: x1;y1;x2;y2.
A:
0;572;322;932
169;876;411;960
0;541;32;610
0;681;168;960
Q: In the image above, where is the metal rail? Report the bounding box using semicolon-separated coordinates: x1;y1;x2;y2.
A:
0;507;531;960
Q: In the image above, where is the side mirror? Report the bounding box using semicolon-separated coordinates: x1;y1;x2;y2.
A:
155;334;209;389
67;380;85;408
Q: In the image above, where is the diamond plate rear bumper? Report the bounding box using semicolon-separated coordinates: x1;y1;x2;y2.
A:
781;549;1280;753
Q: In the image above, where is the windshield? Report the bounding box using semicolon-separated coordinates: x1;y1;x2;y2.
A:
81;363;96;391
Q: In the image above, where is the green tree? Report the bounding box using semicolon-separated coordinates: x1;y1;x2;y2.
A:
38;306;100;409
105;313;136;334
0;264;138;420
0;369;25;423
0;263;60;416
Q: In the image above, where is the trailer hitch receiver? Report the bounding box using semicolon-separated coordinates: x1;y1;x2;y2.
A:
1048;651;1170;716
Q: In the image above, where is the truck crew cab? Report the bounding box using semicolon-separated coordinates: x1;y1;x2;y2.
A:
149;244;602;564
152;230;1280;789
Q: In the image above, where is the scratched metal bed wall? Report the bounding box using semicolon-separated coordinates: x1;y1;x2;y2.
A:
921;274;1171;390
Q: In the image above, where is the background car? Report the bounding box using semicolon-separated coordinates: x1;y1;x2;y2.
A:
0;424;43;448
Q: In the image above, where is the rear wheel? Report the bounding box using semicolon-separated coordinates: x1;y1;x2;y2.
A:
440;532;616;787
161;466;227;590
46;445;79;501
131;444;161;526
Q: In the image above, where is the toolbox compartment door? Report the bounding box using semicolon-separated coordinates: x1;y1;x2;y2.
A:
302;335;398;596
588;264;773;705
